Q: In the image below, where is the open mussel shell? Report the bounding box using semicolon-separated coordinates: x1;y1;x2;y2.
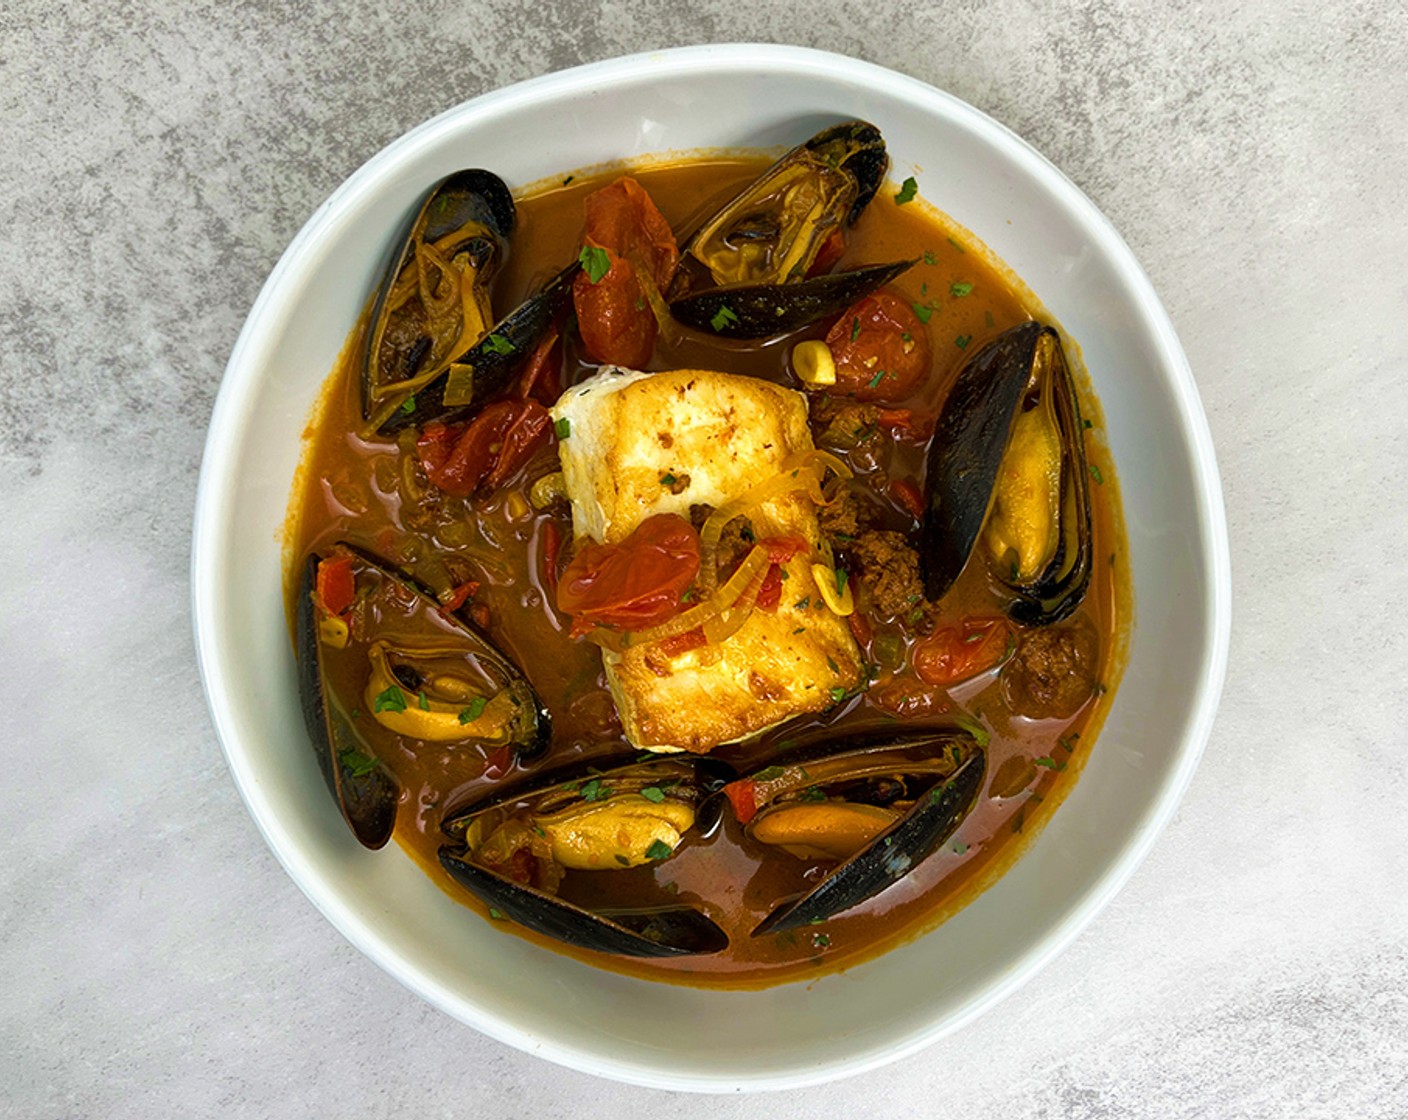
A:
666;120;903;339
745;730;986;936
669;259;916;340
295;553;399;849
920;322;1093;625
362;170;516;432
377;261;578;435
295;544;551;848
439;755;734;956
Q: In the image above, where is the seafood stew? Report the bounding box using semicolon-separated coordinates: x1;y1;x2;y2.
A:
286;122;1127;987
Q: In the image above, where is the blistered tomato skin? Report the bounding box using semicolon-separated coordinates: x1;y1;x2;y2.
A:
556;514;702;633
824;289;932;402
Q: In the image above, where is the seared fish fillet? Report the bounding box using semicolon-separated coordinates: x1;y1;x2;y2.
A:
552;367;864;752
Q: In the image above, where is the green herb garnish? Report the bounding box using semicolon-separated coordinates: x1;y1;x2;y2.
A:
339;748;378;778
955;334;972;349
923;249;938;265
579;778;610;802
812;932;832;948
488;907;507;920
645;839;673;861
400;395;416;415
868;369;886;388
754;766;785;781
373;685;407;714
950;282;973;297
458;697;488;724
850;316;862;342
947;236;965;253
417;691;430;711
485;333;514;355
710;305;740;332
1090;464;1104;484
554;416;571;440
911;302;933;324
640;786;666;804
800;786;827;802
828;686;847;703
894;176;918;204
578;244;611;283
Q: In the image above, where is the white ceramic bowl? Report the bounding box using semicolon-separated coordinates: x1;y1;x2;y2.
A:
193;44;1229;1091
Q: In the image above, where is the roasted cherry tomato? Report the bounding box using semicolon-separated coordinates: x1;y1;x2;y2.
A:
556;514;701;633
825;289;932;402
418;399;552;497
911;616;1015;687
572;178;678;367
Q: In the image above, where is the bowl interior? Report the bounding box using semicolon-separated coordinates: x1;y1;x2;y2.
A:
194;45;1226;1091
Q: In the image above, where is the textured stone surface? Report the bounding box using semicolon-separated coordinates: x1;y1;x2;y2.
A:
3;1;1407;1115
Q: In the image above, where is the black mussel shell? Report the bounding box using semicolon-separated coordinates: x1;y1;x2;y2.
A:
665;120;896;340
439;754;734;956
295;554;399;849
441;753;734;843
377;261;578;435
920;322;1093;625
745;730;985;935
669;259;915;340
295;544;551;848
362;170;516;430
438;850;729;957
803;120;889;224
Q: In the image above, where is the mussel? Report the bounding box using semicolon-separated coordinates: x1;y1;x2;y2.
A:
439;756;733;956
361;169;577;435
920;322;1093;625
667;121;914;339
295;543;551;848
727;730;986;935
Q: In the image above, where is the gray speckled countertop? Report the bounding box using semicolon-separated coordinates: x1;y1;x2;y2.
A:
5;2;1407;1115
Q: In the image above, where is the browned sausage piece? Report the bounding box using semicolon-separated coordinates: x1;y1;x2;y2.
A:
1002;617;1099;719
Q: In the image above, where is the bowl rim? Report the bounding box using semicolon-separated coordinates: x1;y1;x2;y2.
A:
192;42;1230;1092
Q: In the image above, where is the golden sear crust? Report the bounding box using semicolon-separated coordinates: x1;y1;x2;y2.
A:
553;368;864;751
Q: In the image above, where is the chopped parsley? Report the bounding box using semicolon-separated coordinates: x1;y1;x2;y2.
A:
710;305;740;332
850;316;862;342
639;786;666;804
339;748;378;778
835;568;849;596
1082;418;1094;430
1090;464;1104;484
417;691;430;711
615;854;632;866
488;907;507;920
373;685;407;714
949;281;974;297
1034;756;1067;771
578;244;611;283
484;333;514;355
754;766;785;781
951;840;969;855
660;472;678;487
400;395;416;415
828;686;847;703
458;697;488;724
799;786;827;802
812;932;832;949
554;416;571;440
894;177;918;204
955;334;972;349
923;249;938;266
579;778;610;802
911;302;934;324
645;839;673;861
